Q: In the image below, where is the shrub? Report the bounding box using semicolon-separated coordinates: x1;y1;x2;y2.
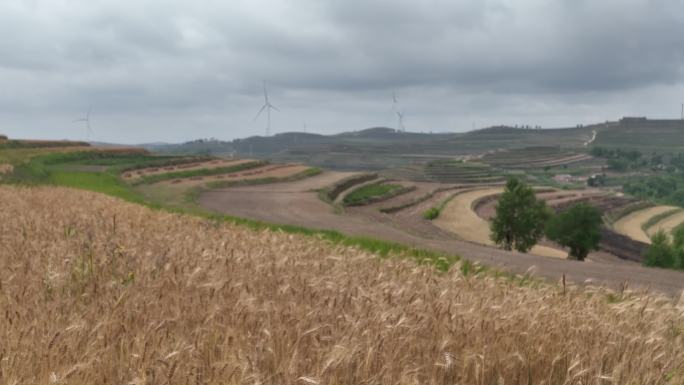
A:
422;207;440;220
644;230;676;268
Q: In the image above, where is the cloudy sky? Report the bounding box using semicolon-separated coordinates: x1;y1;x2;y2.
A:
1;0;683;143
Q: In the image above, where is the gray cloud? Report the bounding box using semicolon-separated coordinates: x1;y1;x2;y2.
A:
0;0;683;143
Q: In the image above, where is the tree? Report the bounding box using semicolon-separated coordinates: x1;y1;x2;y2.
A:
644;230;676;268
490;177;550;253
545;203;602;261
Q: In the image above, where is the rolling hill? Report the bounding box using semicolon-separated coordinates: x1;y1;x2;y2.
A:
145;118;684;170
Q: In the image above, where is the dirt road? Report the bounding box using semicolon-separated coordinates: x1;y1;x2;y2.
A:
198;172;684;296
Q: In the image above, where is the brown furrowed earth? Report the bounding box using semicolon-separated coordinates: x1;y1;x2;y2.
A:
158;164;310;186
199;171;684;296
121;158;254;180
2;185;684;384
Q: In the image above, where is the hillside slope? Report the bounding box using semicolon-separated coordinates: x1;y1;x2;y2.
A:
3;186;680;384
593;118;684;152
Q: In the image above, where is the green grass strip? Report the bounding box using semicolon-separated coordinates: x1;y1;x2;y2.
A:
343;183;404;206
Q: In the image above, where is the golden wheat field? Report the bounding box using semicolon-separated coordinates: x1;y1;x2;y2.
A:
1;186;684;384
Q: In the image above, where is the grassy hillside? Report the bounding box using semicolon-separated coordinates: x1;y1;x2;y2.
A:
151;120;684;170
593;118;684;152
1;149;451;265
150;125;598;170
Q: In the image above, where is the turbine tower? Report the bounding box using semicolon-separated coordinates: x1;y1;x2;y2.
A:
391;90;404;132
396;110;405;132
254;82;279;136
74;106;92;140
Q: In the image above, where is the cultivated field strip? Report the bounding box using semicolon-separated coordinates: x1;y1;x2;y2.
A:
613;205;679;244
122;158;254;180
646;209;684;237
162;164;311;186
1;186;684;384
434;188;568;258
482;147;593;169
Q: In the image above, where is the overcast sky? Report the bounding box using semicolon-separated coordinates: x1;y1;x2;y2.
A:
1;0;683;143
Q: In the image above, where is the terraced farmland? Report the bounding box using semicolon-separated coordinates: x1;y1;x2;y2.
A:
613;206;680;244
433;187;567;258
592;118;684;152
482;146;593;169
646;209;684;237
159;163;315;187
613;205;684;243
422;160;506;183
121;158;251;180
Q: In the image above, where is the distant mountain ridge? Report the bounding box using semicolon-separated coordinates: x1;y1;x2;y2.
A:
143;118;684;170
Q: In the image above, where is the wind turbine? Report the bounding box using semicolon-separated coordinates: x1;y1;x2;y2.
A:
254;82;279;136
396;110;405;132
391;90;404;132
74;106;92;140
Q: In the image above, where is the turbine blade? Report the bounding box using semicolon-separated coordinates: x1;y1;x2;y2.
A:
263;81;269;103
269;104;280;112
87;105;92;119
254;104;267;120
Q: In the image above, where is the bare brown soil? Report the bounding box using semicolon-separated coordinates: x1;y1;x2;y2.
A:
198;172;684;296
0;163;13;174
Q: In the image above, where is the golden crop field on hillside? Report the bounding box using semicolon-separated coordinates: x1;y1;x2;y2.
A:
1;186;683;384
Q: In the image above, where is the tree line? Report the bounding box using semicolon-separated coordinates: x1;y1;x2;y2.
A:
490;178;602;261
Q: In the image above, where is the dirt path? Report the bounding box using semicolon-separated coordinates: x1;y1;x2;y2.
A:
614;205;678;243
198;172;684;296
584;129;597;146
646;209;684;237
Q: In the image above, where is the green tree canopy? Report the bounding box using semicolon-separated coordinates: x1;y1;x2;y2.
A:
644;230;676;268
545;203;602;261
490;177;550;253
